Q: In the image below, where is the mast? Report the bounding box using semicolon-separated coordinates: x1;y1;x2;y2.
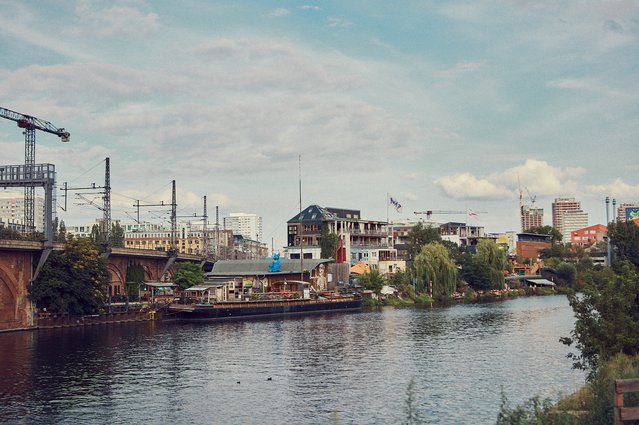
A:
299;155;304;281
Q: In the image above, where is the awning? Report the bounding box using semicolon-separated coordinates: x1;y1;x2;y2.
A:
526;278;555;287
144;282;176;288
186;285;223;291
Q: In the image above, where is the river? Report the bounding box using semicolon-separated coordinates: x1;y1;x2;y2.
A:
0;295;585;424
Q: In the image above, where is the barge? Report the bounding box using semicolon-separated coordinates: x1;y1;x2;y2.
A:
167;294;362;321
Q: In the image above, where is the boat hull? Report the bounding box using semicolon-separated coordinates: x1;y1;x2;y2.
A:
167;297;361;321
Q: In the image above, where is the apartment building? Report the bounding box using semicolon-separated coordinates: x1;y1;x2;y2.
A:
284;205;403;274
521;205;543;232
552;197;582;236
224;213;263;241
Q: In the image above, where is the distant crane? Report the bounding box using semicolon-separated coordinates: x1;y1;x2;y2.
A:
0;106;69;233
526;187;537;207
414;210;487;220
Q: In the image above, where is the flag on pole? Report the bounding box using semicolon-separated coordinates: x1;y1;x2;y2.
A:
467;209;479;219
389;196;402;213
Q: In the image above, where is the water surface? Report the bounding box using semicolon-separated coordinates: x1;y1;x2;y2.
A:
0;295;584;424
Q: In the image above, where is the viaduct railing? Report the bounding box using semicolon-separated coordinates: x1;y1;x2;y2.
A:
615;378;639;424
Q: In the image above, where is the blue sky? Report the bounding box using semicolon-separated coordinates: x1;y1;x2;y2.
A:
1;1;638;248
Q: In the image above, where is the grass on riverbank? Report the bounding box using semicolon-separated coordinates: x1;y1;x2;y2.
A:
497;353;639;424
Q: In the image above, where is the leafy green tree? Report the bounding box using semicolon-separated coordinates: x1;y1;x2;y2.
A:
172;262;205;290
90;224;100;244
459;253;494;291
57;220;67;242
320;224;339;259
125;262;146;300
525;225;563;244
413;242;457;298
358;269;385;295
111;222;125;248
555;262;577;288
561;260;639;378
29;238;110;314
407;223;441;261
390;269;413;294
608;220;639;269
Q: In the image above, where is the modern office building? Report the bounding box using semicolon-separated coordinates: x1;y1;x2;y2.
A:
552;197;581;236
562;209;589;239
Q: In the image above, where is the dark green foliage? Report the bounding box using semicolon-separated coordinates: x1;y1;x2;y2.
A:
90;224;100;244
555;263;577;288
125;263;145;298
57;220;67;242
460;254;493;290
407;223;442;261
496;393;577;425
29;238;110;315
111;222;125;248
320;224;339;259
608;220;639;269
390;269;413;293
358;269;385;295
561;261;639;377
172;262;205;289
526;225;563;244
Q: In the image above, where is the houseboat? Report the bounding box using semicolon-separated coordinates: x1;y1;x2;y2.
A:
166;257;361;321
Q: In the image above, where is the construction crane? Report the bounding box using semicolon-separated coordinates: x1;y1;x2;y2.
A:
414;210;487;220
525;187;536;207
0;106;69;233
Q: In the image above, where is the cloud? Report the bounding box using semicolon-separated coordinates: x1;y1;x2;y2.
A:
268;8;290;18
434;159;586;201
300;5;322;11
72;0;159;37
585;178;639;198
328;17;354;28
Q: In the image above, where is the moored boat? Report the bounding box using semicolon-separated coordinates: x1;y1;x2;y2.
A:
167;293;361;321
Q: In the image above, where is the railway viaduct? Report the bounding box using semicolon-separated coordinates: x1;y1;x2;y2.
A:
0;240;204;331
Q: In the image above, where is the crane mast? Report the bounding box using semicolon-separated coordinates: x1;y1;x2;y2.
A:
0;106;69;234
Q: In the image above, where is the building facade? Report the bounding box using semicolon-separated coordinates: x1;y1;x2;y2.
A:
284;205;403;274
224;213;263;242
520;205;543;232
562;209;589;238
552;197;581;236
0;193;46;232
571;224;607;248
617;203;639;222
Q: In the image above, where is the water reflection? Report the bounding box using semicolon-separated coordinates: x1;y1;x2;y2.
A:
0;296;584;424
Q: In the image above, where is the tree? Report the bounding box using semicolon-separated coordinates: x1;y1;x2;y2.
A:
561;260;639;378
407;223;442;261
57;220;67;242
90;224;100;244
460;253;494;291
111;222;125;248
555;262;577;288
413;242;457;298
320;224;339;259
608;220;639;269
526;225;563;244
358;269;385;295
125;262;146;300
29;238;110;315
171;262;205;290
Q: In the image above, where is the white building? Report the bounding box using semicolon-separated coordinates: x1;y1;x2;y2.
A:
0;193;46;232
224;212;263;241
562;210;589;238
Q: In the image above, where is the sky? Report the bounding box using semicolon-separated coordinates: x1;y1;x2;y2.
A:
1;0;638;250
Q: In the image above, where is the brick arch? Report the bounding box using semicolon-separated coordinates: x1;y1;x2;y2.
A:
108;263;125;286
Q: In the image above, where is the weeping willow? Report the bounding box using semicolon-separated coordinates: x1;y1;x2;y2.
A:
413;242;457;298
476;239;507;289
